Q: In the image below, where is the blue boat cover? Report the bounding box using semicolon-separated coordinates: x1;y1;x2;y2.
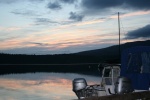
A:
121;46;150;90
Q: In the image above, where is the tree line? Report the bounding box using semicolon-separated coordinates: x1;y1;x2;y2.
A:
0;53;108;75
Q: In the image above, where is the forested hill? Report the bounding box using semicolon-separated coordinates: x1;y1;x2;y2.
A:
75;40;150;61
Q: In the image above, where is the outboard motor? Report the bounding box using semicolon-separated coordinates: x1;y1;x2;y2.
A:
114;77;134;94
72;78;87;99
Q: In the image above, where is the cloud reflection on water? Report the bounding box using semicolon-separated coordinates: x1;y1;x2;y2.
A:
0;73;101;100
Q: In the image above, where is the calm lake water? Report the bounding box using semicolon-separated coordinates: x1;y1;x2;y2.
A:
0;72;101;100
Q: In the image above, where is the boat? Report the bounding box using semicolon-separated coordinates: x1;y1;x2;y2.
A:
72;12;150;99
72;46;150;99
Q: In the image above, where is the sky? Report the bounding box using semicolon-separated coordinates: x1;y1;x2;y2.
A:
0;0;150;55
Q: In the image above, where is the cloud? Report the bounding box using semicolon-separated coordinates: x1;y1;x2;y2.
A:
110;11;150;19
81;0;150;14
0;0;44;4
125;24;150;39
124;0;150;10
60;0;77;4
11;10;41;16
82;0;123;10
26;42;49;46
69;12;84;21
47;2;62;10
29;0;44;2
0;0;19;4
35;18;59;25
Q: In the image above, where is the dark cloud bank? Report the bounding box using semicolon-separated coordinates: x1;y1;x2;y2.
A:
47;0;76;10
125;24;150;39
81;0;150;11
80;0;150;40
47;2;62;10
69;12;84;21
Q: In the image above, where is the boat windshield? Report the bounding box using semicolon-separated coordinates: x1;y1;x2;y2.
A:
113;68;120;77
104;69;111;77
103;67;120;85
103;68;112;85
141;52;150;73
127;52;150;73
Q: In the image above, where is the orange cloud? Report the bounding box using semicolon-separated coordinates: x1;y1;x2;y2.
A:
75;19;105;26
0;26;22;32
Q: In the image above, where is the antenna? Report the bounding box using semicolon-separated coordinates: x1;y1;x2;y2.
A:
118;12;121;61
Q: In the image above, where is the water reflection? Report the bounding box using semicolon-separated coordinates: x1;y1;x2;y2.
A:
0;73;101;100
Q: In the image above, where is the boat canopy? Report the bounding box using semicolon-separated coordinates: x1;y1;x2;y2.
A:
121;46;150;90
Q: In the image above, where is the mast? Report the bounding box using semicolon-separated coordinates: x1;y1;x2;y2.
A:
118;12;121;61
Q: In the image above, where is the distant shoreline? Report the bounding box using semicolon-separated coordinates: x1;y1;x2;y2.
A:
0;64;101;76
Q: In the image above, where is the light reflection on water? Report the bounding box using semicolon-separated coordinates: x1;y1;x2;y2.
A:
0;73;101;100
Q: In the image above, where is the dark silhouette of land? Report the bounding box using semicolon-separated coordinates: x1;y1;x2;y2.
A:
0;54;101;75
0;40;149;75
